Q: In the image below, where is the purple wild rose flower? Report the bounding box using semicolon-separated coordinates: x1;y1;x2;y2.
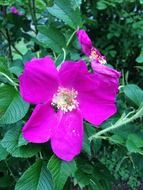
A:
19;56;120;161
76;29;121;82
10;6;20;15
77;29;107;64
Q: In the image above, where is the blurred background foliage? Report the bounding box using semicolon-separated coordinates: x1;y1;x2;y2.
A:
0;0;143;190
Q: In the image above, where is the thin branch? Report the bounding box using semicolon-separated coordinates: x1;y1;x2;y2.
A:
5;29;13;61
66;28;79;47
89;106;143;141
32;0;38;34
12;45;23;57
28;0;38;34
0;72;18;90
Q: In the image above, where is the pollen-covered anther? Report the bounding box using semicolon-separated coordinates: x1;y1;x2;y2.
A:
89;48;106;64
89;50;98;60
51;87;79;112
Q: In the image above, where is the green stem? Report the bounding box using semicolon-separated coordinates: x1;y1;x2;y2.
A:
66;29;78;47
28;0;38;34
89;106;143;141
32;0;38;34
5;29;13;61
62;48;66;63
0;30;7;38
53;51;57;60
0;30;23;57
39;152;43;159
1;8;13;61
0;72;18;89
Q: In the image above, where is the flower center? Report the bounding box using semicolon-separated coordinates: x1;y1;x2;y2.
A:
51;87;79;113
89;48;106;64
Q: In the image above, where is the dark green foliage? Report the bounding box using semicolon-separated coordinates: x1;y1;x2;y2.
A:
0;0;143;190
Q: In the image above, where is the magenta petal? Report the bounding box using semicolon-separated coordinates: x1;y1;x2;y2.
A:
59;60;88;89
76;29;92;56
59;60;88;74
51;110;83;161
22;103;61;143
92;62;121;80
77;73;120;125
19;56;59;104
79;94;117;126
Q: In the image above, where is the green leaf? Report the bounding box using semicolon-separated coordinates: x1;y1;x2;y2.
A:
0;142;8;161
76;157;94;175
83;123;101;156
135;66;143;70
15;160;53;190
71;0;82;10
0;85;29;124
0;176;13;188
123;84;143;107
74;157;94;189
90;162;113;190
74;158;113;190
0;61;17;85
0;0;9;5
132;154;143;171
136;55;143;63
55;51;65;66
126;133;143;153
35;0;47;11
36;25;66;53
18;133;28;147
74;157;93;188
14;39;28;55
1;126;41;158
0;62;11;77
47;0;82;29
74;170;91;189
97;1;107;10
48;155;77;190
110;134;125;145
10;66;23;77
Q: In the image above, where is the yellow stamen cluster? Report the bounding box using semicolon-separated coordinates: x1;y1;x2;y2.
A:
51;87;79;113
90;50;98;60
89;49;106;64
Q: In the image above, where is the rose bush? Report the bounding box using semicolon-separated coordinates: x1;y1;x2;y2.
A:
0;0;143;190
